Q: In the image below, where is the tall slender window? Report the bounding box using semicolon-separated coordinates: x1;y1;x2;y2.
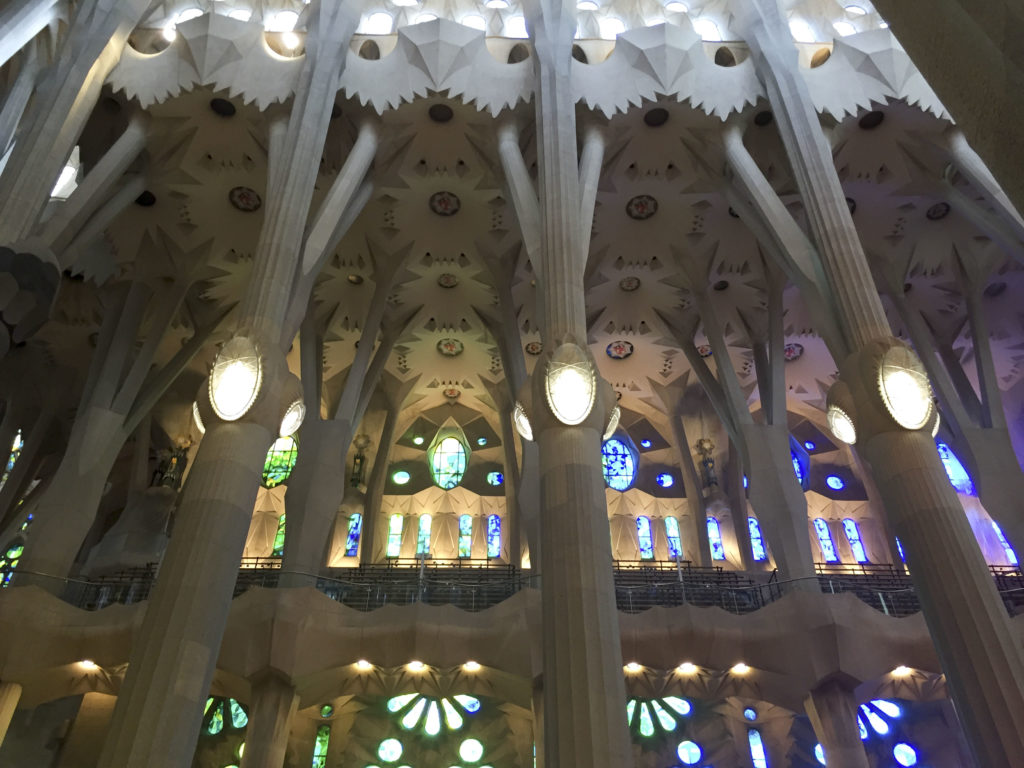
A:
748;729;769;768
417;514;432;556
344;513;362;557
387;514;404;558
813;518;839;563
487;514;502;558
0;429;22;490
707;516;726;561
842;518;869;563
791;451;804;484
992;521;1019;566
458;514;473;558
637;516;654;560
311;724;331;768
665;517;682;560
748;517;767;562
272;515;286;557
895;536;905;562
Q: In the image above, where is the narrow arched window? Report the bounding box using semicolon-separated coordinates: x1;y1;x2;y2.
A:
665;517;683;560
636;516;654;560
707;516;726;561
992;521;1018;566
487;514;502;558
386;514;404;558
430;436;467;489
344;513;362;557
791;450;804;484
0;429;22;490
748;729;769;768
936;440;975;496
272;514;286;557
458;514;473;558
312;723;331;768
842;518;869;563
748;517;767;562
262;435;298;488
417;514;432;556
814;518;839;563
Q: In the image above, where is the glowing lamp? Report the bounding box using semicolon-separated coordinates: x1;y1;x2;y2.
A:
931;410;941;438
192;401;205;434
279;399;306;437
878;346;933;430
676;662;698;675
80;659;97;669
462;661;481;672
407;660;426;672
209;336;262;421
891;665;912;677
624;662;643;673
513;402;533;441
544;343;596;426
730;662;750;675
354;659;373;671
827;405;856;445
603;405;621;440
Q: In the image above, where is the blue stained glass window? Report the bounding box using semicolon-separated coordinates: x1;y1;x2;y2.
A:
487;514;501;558
386;514;403;558
814;518;839;563
826;474;845;490
814;743;826;765
344;513;362;557
748;517;767;562
665;517;682;559
895;536;905;562
791;451;804;484
842;518;869;563
637;516;654;560
458;514;473;558
804;440;816;451
430;436;467;489
992;521;1018;566
416;514;432;556
640;439;652;448
707;516;726;561
893;742;918;766
486;471;504;486
935;440;975;496
602;439;636;490
272;514;286;557
677;740;702;764
748;729;769;768
656;472;674;487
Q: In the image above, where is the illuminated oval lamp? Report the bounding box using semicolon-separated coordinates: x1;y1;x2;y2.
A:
878;346;933;430
192;401;205;434
279;399;306;437
827;405;857;445
513;402;533;441
545;343;596;426
209;336;263;421
603;405;621;440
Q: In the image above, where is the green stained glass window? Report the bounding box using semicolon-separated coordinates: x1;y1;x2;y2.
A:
0;430;22;490
430;436;467;489
262;436;298;488
417;514;432;556
387;694;480;735
627;697;692;740
458;514;473;558
272;514;286;557
312;724;330;768
229;699;248;729
202;697;247;736
386;514;404;558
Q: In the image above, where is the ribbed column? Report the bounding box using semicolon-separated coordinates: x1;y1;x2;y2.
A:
239;675;299;768
0;0;58;70
804;681;870;768
0;681;21;747
0;42;40;155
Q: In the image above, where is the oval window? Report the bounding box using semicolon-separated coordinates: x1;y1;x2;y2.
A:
602;438;636;490
262;436;297;488
430;436;467;489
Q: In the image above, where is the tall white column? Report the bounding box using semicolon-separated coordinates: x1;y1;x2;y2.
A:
0;0;59;70
239;675;299;768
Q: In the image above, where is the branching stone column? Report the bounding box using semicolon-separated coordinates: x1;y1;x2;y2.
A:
736;2;1024;763
239;674;299;768
804;680;869;768
0;0;59;70
514;0;632;763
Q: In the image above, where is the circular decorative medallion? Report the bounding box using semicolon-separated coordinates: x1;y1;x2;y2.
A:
625;194;658;220
606;340;634;359
926;202;951;220
783;342;804;362
443;386;461;399
429;191;461;216
437;273;459;288
524;341;543;355
228;186;262;212
437;338;464;357
619;276;641;292
696;344;712;358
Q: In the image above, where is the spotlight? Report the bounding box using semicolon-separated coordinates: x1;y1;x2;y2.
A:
730;662;751;675
462;661;482;672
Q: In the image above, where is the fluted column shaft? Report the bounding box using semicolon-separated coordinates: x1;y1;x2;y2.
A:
804;681;869;768
239;676;299;768
0;0;59;70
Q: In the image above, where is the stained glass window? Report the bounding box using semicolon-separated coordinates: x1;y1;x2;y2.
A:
344;513;362;557
627;696;691;738
430;436;467;489
791;451;804;484
748;517;767;562
637;516;654;560
417;514;432;556
262;436;298;488
487;514;501;558
272;515;286;557
936;440;975;496
813;518;839;563
843;518;869;563
992;521;1018;566
458;514;473;558
816;699;922;767
486;471;503;486
312;724;330;768
677;740;702;765
387;693;481;734
202;697;247;736
0;430;22;490
895;536;905;562
748;728;768;768
665;517;682;559
602;438;636;491
707;516;725;561
386;514;404;558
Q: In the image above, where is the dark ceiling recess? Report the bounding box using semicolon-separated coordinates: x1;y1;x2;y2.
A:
984;281;1007;298
428;104;454;123
135;190;156;207
858;110;884;130
713;280;730;292
571;44;588;63
644;108;669;127
209;98;236;117
754;111;773;127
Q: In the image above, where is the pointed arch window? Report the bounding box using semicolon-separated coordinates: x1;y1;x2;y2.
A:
262;436;298;488
487;514;502;558
386;514;404;558
992;521;1018;566
458;514;473;558
0;429;22;490
936;440;975;496
748;517;767;562
842;518;869;563
707;516;726;561
312;724;330;768
416;514;432;556
748;728;769;768
637;516;654;560
665;517;683;560
814;518;839;563
272;515;286;557
344;513;362;557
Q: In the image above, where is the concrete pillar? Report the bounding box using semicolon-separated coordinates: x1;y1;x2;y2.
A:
360;409;398;566
0;42;41;156
531;677;544;768
239;675;299;768
804;681;870;768
0;0;59;70
58;692;116;768
0;681;22;747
